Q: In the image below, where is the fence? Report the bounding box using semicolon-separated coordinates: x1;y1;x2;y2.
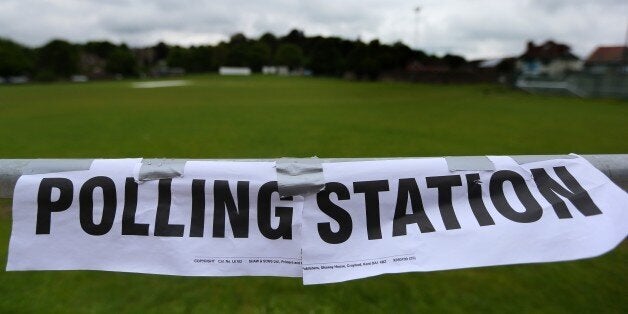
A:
517;72;628;99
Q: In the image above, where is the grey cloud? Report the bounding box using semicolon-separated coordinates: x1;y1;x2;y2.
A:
0;0;625;59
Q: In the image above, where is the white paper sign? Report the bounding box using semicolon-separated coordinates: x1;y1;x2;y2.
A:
7;159;303;277
302;156;628;284
7;156;627;284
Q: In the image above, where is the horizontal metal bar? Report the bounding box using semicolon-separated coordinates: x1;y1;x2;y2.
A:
0;154;626;198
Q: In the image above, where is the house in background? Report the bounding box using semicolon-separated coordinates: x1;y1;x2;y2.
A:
516;40;582;79
78;53;106;79
584;46;628;74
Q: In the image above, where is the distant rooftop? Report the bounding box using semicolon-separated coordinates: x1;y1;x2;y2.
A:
586;46;627;64
520;40;578;60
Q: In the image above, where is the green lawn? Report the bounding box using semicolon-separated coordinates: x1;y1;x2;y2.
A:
0;75;626;313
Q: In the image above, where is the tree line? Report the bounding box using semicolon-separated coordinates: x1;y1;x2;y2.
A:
0;29;468;81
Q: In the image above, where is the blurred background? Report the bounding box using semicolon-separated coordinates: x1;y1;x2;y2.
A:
0;0;626;313
0;0;627;97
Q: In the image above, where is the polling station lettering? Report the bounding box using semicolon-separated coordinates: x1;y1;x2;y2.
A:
36;179;294;239
34;166;600;242
315;166;601;244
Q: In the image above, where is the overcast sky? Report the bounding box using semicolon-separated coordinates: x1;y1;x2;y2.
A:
0;0;626;59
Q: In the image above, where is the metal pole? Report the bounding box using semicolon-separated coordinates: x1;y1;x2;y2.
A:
0;155;627;198
414;6;421;50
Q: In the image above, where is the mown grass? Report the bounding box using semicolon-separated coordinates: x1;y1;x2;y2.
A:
0;75;626;313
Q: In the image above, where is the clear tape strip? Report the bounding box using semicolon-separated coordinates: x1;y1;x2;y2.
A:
276;157;325;197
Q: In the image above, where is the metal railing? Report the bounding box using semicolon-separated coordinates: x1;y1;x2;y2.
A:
1;154;627;198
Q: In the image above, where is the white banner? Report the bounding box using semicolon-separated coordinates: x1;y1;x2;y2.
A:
302;156;628;284
6;156;627;284
7;159;303;277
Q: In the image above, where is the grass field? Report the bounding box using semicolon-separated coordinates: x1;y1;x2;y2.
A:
0;75;626;313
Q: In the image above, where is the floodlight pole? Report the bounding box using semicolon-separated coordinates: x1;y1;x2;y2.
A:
623;21;628;69
414;6;421;50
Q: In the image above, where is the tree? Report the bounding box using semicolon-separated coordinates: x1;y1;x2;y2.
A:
0;38;33;76
212;43;229;69
259;32;278;50
225;37;271;71
390;42;414;68
105;47;137;76
308;40;344;76
226;44;248;67
284;29;305;46
274;43;304;69
166;46;188;68
246;42;271;71
2;30;472;80
187;46;214;72
83;41;117;59
36;39;79;79
229;33;248;45
166;46;214;72
345;42;382;80
443;54;466;69
153;42;169;61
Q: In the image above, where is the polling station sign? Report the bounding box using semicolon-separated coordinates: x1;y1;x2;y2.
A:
302;156;628;284
6;156;628;284
7;159;303;277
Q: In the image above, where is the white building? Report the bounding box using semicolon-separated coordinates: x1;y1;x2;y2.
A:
262;66;289;75
516;41;582;79
219;67;252;76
